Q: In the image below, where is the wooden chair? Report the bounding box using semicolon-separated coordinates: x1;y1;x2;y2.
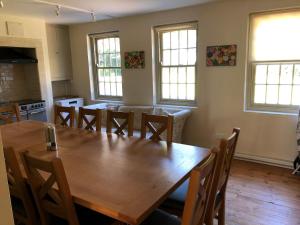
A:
78;107;102;131
21;151;112;225
205;128;240;225
3;147;39;225
106;110;134;136
141;113;174;143
141;151;217;225
0;104;20;124
54;105;75;127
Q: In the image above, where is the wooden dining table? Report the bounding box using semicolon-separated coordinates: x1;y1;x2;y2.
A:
1;120;210;225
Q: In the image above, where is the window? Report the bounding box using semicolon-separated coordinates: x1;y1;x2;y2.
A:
90;32;122;99
155;23;198;105
247;10;300;113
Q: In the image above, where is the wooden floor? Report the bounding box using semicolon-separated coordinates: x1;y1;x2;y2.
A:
224;160;300;225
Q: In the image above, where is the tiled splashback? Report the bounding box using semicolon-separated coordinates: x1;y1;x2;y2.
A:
0;63;41;102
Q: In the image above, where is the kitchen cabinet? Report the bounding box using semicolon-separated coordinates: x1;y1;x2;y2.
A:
46;25;73;81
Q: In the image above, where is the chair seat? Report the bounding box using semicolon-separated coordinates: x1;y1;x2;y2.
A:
141;209;181;225
168;179;189;203
49;204;114;225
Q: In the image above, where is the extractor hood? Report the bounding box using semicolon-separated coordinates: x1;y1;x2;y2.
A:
0;47;38;64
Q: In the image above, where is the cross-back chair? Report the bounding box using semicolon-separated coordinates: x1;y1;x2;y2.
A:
106;110;134;136
205;128;240;225
78;107;102;131
3;147;39;225
141;151;217;225
54;105;75;127
141;113;174;143
21;151;81;225
0;104;20;124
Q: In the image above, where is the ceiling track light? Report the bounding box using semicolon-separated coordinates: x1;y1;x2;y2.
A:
55;5;60;16
0;1;4;8
91;11;96;22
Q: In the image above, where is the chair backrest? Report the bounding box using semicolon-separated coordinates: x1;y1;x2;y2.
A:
3;147;38;225
0;104;20;124
21;151;80;225
141;113;173;143
181;151;217;225
106;110;134;136
205;128;240;221
54;105;75;127
78;107;102;131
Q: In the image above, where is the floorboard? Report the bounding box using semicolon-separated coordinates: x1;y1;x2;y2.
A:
224;160;300;225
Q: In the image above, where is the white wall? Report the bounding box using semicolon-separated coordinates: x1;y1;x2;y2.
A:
69;0;300;167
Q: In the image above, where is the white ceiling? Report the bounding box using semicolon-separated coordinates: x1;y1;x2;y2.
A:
0;0;220;24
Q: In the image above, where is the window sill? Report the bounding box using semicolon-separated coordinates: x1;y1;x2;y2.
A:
155;103;198;109
245;108;298;116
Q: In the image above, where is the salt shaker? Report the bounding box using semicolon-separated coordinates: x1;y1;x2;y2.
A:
45;124;57;151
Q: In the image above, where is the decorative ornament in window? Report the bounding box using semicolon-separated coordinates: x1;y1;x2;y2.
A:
206;45;237;66
124;51;145;69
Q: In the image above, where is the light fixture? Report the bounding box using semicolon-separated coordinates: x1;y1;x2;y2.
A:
91;11;96;22
0;1;4;8
55;5;60;16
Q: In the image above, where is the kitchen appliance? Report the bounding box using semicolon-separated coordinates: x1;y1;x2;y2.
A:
18;100;47;122
54;97;84;108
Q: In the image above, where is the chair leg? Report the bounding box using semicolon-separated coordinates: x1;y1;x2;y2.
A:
218;200;226;225
205;215;214;225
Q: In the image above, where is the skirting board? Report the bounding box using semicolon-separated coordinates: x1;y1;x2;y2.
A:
234;153;293;169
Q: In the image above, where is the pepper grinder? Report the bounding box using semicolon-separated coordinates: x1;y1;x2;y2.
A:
45;124;57;151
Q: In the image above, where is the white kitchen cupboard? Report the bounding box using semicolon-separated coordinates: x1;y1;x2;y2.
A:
46;25;73;81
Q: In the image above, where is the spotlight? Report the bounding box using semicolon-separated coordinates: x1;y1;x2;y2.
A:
0;1;4;8
55;5;60;16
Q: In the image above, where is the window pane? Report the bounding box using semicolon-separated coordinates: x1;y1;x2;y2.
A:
179;30;187;48
110;70;116;82
111;53;117;67
99;83;104;95
187;84;195;100
110;83;117;96
187;48;196;65
115;38;120;52
104;38;109;53
163;32;170;49
170;84;177;99
254;85;266;104
117;83;122;96
280;64;293;84
171;31;179;49
105;83;111;95
162;68;169;83
104;54;110;67
162;84;170;99
116;53;121;67
179;49;188;65
292;85;300;105
294;65;300;84
171;50;179;65
188;30;197;48
255;65;267;84
187;67;195;83
98;69;104;82
267;65;280;84
266;85;278;104
109;38;115;52
163;50;170;65
97;39;104;53
178;67;186;83
178;84;186;100
278;85;292;105
170;68;177;83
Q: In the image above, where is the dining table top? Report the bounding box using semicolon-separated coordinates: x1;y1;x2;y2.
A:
1;120;210;225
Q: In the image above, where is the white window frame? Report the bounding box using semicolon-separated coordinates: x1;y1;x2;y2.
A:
247;61;300;113
154;22;198;106
89;32;122;101
246;11;300;114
